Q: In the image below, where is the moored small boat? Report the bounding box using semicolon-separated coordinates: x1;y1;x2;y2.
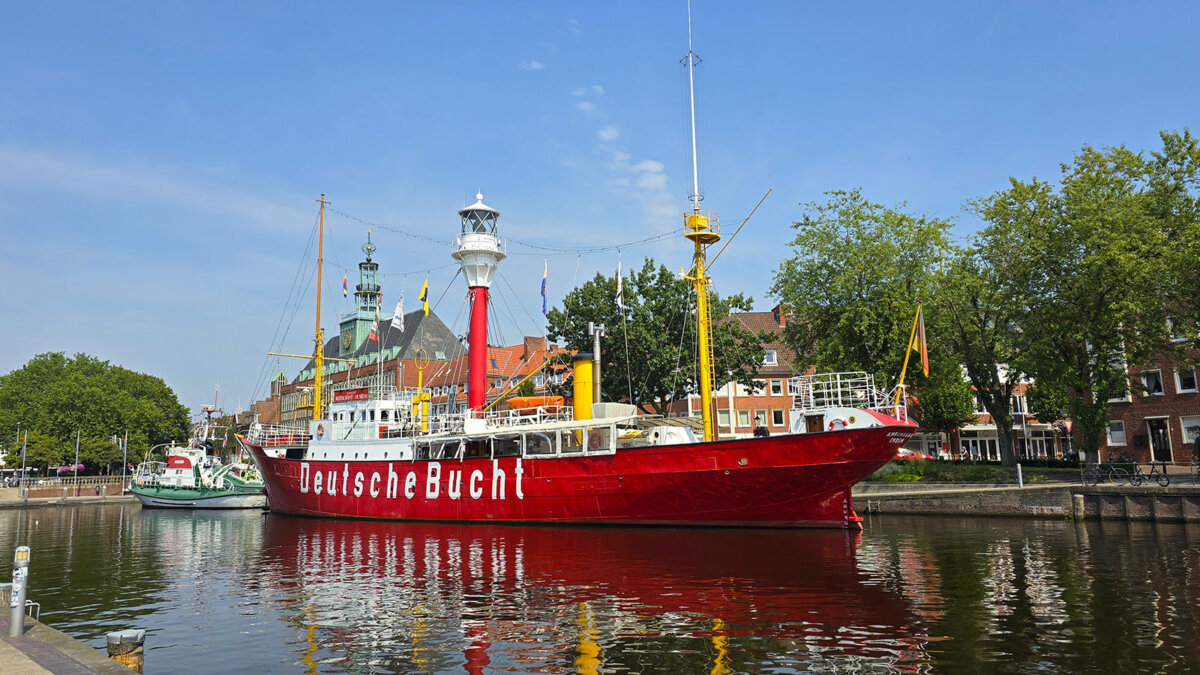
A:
131;406;267;509
130;449;266;509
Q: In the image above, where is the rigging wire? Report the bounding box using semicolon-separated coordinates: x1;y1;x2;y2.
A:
248;214;320;401
495;269;547;339
617;251;634;404
326;204;678;257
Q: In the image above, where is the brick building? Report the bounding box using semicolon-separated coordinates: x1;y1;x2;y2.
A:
1103;353;1199;463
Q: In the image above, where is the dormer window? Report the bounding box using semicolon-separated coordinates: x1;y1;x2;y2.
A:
763;350;777;366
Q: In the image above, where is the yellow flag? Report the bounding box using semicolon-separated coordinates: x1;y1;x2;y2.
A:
419;277;429;316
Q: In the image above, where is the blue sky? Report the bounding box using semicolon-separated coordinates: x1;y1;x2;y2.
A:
2;2;1197;414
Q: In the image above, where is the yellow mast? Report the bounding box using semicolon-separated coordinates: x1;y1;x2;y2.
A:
313;194;329;420
682;4;720;443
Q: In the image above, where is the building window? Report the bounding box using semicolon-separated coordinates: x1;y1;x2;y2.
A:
787;379;799;396
755;409;767;426
763;350;777;366
534;374;545;387
1181;416;1200;444
1108;420;1127;446
717;409;730;427
490;358;498;369
1168;317;1189;342
737;410;750;427
1142;370;1164;396
772;409;785;426
770;379;783;396
753;379;767;394
1176;369;1198;393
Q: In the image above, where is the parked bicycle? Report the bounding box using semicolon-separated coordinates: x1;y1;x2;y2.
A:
1081;463;1105;486
1107;452;1135;485
1129;461;1171;487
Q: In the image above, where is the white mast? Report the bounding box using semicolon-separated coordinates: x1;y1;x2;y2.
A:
686;0;702;211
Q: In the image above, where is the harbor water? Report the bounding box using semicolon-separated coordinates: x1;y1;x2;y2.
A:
2;504;1199;673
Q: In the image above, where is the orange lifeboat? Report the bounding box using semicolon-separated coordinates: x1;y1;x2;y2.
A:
504;395;564;411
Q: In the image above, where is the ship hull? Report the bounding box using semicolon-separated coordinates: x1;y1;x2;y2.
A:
131;486;267;509
241;424;913;528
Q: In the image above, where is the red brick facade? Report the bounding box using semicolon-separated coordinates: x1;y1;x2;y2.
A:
1103;354;1199;463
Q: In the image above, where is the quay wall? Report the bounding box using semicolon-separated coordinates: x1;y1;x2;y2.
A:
0;486;138;508
853;482;1200;522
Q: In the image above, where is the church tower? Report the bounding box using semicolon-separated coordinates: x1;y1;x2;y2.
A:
338;231;383;356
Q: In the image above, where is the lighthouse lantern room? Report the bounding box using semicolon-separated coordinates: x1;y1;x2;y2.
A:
451;192;507;410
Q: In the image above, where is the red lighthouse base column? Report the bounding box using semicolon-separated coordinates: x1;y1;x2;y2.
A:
468;286;488;410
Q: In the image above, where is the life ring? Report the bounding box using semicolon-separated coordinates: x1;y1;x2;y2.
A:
317;423;325;436
588;433;603;449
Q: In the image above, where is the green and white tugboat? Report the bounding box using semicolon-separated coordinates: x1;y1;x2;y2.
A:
130;402;266;509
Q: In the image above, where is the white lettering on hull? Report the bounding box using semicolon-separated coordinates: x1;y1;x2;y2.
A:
295;459;527;504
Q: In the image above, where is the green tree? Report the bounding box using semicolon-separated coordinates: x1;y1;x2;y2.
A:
771;189;956;409
0;352;190;471
929;247;1029;465
546;259;766;415
972;131;1200;463
909;356;976;439
14;430;65;477
1025;383;1069;425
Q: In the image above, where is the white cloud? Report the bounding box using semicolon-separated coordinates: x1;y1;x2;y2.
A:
570;85;604;97
574;101;596;112
590;85;604;95
520;60;545;71
601;146;678;225
597;126;620;142
568;18;580;33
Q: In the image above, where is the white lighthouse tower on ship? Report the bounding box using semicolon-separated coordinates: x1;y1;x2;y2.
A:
451;192;506;410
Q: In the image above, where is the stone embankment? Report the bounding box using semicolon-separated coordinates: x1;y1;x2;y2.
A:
0;487;137;509
0;611;131;674
853;481;1200;521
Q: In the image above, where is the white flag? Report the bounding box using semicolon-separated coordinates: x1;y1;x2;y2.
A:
391;294;405;331
615;257;624;313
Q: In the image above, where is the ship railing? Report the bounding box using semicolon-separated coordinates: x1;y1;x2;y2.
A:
329;384;421;402
470;405;576;427
248;423;312;446
789;371;907;421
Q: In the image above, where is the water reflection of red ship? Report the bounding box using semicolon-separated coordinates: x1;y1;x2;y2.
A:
259;516;927;672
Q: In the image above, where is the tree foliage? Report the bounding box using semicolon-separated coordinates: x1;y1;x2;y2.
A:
546;259;766;415
929;246;1029;465
771;189;967;426
0;352;190;473
971;131;1200;462
771;190;952;381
